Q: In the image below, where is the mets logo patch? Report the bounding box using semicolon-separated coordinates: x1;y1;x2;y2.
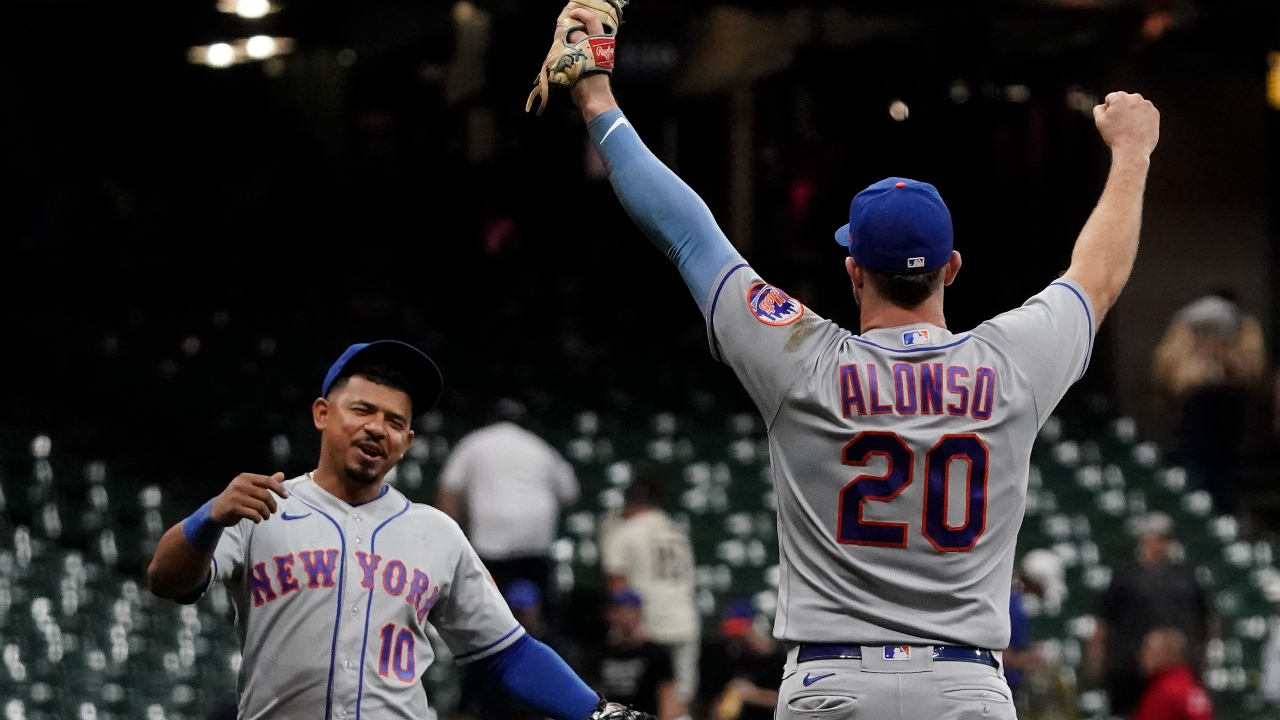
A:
747;282;804;327
884;646;911;661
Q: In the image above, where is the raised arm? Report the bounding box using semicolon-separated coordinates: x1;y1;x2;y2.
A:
567;11;743;312
148;472;287;599
1063;92;1161;326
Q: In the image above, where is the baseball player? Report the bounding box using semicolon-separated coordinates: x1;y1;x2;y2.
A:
148;340;654;720
528;7;1160;718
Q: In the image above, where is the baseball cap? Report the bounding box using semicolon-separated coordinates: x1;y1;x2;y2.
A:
833;177;953;274
502;579;542;611
612;588;644;608
321;341;443;417
719;598;755;638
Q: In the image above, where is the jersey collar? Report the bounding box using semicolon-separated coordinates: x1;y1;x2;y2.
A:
296;473;401;515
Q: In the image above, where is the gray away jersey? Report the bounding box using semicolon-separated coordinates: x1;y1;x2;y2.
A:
196;475;524;720
707;264;1094;650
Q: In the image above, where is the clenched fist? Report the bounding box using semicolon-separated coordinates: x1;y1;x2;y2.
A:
1094;92;1160;159
211;472;289;525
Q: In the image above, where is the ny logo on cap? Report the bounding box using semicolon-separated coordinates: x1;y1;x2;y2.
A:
907;257;926;269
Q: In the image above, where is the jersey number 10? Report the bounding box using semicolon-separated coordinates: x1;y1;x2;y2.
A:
838;432;988;552
378;623;416;682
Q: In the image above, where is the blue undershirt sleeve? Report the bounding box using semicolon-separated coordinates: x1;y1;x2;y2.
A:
474;634;599;720
587;108;745;316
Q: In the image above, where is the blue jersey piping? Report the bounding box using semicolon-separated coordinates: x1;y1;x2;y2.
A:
848;335;972;353
454;625;525;663
355;498;412;719
293;495;348;720
707;263;750;356
1050;281;1094;379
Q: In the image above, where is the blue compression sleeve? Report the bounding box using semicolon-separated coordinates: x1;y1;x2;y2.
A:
181;499;223;552
475;635;599;720
587;109;744;314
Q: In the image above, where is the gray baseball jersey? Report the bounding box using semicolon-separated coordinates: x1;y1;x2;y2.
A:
195;474;524;720
707;264;1093;650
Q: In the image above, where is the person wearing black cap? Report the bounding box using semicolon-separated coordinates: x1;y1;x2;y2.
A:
146;341;656;720
557;10;1159;720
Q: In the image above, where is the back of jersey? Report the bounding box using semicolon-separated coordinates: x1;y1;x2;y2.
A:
707;262;1094;650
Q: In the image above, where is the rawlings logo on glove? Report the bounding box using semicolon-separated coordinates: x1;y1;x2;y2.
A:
525;0;627;115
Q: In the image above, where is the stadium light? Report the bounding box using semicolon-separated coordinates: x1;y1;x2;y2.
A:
187;37;293;68
245;35;277;59
206;43;236;68
216;0;278;18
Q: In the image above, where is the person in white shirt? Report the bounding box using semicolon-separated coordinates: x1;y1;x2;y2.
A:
437;399;579;594
602;468;700;705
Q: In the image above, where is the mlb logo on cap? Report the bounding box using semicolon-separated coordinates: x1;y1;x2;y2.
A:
902;329;931;347
832;177;953;275
884;646;911;661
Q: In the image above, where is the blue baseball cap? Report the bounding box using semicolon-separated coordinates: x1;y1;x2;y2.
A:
321;341;443;417
834;177;953;274
612;588;644;608
503;579;543;611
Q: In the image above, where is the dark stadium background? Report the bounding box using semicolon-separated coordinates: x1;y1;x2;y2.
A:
1;0;1277;509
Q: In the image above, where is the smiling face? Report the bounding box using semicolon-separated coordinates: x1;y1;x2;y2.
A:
313;375;415;485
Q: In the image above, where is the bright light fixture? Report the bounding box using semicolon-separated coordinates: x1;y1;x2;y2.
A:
888;100;909;122
245;35;277;59
206;43;236;68
235;0;271;18
215;0;276;18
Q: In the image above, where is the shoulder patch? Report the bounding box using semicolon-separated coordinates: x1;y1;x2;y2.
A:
747;282;804;327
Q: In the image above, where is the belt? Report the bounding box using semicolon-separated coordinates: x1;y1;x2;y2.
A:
797;644;999;669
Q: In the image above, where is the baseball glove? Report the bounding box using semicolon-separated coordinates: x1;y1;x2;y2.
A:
589;699;656;720
525;0;627;115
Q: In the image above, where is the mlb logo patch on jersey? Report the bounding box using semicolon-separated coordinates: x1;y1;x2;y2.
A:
747;282;804;327
884;646;911;661
902;329;931;347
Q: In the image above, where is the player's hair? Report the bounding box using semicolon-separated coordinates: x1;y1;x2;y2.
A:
624;466;665;508
865;267;947;309
327;363;415;409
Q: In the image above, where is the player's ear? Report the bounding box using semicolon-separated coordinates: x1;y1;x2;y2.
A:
845;256;860;285
394;429;415;462
312;397;330;430
943;251;963;287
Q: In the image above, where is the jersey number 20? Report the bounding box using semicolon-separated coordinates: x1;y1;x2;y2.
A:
837;431;988;552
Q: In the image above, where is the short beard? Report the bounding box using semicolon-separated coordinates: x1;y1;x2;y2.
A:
344;462;384;485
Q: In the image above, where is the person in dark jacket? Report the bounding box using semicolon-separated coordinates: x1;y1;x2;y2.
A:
1086;513;1214;717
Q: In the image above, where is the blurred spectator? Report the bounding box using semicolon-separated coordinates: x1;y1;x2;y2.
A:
586;589;687;720
1153;292;1266;515
602;467;699;704
467;580;583;720
1005;562;1045;696
437;398;579;593
1257;577;1280;706
705;600;787;720
1009;551;1080;720
504;579;580;665
1087;513;1214;717
1132;628;1214;720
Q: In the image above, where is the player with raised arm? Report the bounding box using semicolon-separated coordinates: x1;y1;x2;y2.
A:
530;7;1159;719
148;340;655;720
